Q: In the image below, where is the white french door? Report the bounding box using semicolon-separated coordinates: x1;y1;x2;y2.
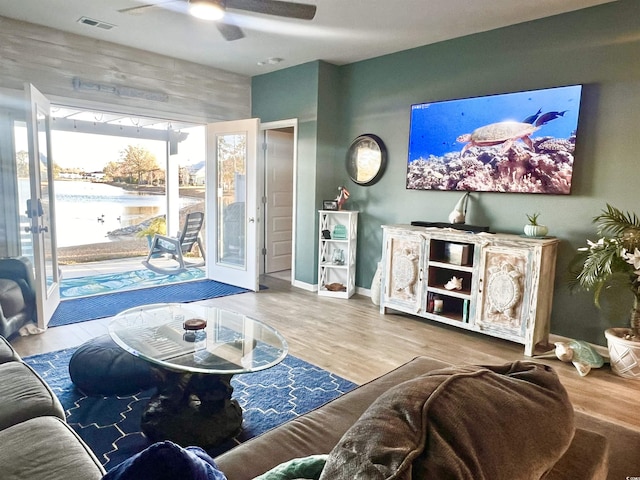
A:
24;84;60;329
205;118;260;291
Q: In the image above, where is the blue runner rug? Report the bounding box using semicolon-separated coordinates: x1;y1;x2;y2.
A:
60;268;206;299
49;280;248;327
24;349;357;471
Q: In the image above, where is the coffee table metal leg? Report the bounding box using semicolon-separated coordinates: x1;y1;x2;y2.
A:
141;371;243;448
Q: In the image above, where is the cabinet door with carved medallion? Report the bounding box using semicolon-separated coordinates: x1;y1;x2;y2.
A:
476;245;532;341
381;231;426;314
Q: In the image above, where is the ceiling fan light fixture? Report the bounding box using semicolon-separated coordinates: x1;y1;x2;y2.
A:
189;0;225;21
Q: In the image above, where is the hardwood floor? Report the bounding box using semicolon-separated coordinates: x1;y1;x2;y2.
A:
10;275;639;431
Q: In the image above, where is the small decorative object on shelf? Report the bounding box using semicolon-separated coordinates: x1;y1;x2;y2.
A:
524;212;549;237
445;243;471;265
331;249;345;265
323;200;338;210
444;276;463;290
321;229;331;239
335;186;350;210
325;282;346;292
333;224;347;239
433;295;444;313
447;192;470;224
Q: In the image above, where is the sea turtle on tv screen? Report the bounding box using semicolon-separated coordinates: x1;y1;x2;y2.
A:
456;121;540;156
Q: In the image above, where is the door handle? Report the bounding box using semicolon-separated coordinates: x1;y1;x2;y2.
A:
24;225;48;233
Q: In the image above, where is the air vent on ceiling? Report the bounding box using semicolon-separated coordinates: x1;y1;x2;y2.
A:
77;17;116;30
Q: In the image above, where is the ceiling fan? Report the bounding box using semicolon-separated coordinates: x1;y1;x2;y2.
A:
118;0;317;41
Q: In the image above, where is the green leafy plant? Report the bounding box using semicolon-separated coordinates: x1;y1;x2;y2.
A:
526;212;541;225
569;204;640;339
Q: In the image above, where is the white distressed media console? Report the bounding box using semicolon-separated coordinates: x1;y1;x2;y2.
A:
379;225;559;356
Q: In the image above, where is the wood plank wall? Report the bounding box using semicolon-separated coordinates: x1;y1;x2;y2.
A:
0;16;251;123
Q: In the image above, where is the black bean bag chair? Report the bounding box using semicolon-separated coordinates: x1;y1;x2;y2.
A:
69;334;162;396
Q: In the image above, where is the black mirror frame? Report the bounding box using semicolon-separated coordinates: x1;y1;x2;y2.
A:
346;134;388;186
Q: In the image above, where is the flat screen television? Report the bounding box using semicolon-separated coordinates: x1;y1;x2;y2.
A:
406;85;583;194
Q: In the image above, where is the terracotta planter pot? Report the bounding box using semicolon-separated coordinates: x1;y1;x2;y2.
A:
605;327;640;379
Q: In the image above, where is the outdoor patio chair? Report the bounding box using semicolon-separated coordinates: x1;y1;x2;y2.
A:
142;212;205;275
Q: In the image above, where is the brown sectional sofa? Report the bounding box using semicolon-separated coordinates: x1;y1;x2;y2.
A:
2;332;640;479
216;356;640;480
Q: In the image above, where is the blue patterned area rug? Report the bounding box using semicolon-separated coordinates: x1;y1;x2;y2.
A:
49;280;248;327
24;348;357;472
60;268;206;299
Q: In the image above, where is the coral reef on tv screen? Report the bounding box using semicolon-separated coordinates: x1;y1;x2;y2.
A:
406;85;583;194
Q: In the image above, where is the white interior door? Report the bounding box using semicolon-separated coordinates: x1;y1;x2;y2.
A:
205;118;260;291
264;129;294;273
25;83;60;329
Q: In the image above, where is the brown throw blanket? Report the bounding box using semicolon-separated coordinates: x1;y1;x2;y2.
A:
319;361;575;480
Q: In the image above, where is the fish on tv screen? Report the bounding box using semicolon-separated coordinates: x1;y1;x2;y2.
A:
406;85;583;194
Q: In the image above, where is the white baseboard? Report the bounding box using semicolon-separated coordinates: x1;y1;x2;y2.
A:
292;279;316;292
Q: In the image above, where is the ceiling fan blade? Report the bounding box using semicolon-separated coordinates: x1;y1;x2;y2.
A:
216;22;245;41
118;0;181;14
226;0;317;20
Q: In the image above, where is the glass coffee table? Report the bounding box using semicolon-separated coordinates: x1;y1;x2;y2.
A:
109;302;288;448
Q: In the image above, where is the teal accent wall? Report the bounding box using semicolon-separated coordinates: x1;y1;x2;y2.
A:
253;61;341;284
252;0;640;345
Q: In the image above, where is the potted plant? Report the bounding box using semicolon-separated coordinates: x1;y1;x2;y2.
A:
569;204;640;379
524;212;548;237
136;217;167;248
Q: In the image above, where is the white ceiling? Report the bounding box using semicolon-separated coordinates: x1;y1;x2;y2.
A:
0;0;618;77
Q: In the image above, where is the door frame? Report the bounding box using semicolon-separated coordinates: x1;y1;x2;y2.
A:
260;119;298;285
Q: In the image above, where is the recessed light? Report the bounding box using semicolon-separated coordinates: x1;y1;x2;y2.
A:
189;0;225;21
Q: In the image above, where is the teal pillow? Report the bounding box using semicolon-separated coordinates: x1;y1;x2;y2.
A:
253;455;327;480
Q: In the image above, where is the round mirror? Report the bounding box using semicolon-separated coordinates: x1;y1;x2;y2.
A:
346;134;387;186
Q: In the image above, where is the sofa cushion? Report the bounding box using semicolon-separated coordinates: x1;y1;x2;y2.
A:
0;416;105;480
0;361;64;430
69;334;162;395
573;411;640;480
320;361;575;480
215;356;451;480
0;334;20;363
542;427;608;480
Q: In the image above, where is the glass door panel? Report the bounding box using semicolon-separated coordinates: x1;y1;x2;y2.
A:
13;122;34;263
36;108;56;290
218;133;247;268
206;119;259;291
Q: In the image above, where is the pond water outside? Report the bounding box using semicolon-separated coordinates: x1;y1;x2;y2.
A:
20;180;200;247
